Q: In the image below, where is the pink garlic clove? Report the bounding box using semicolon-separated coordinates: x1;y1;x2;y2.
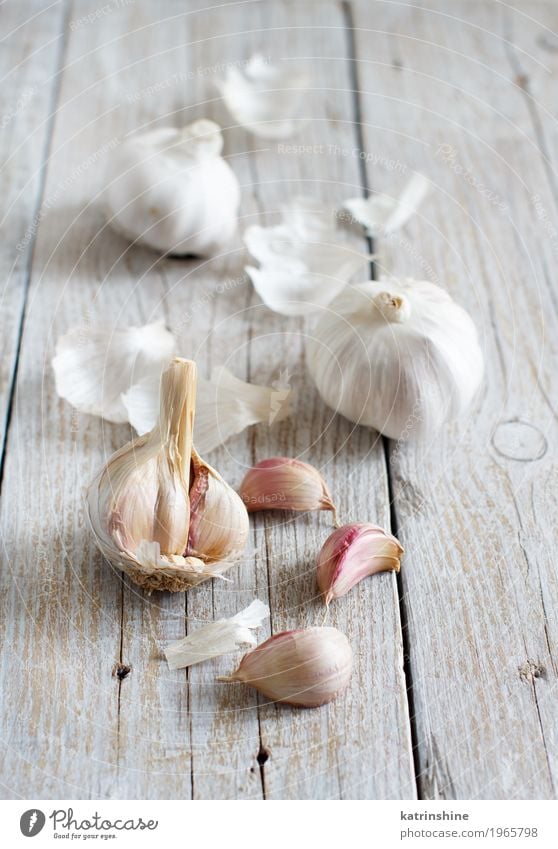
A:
220;626;352;708
239;457;337;523
316;522;403;605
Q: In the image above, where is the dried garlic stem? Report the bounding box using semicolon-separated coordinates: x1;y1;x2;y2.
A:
152;359;196;554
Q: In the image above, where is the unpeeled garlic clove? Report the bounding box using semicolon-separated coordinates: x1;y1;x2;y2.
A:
220;627;352;707
87;357;249;593
239;457;337;523
317;522;403;605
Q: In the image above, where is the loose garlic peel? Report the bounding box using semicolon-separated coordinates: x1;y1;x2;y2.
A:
306;279;484;441
165;599;270;670
87;358;249;592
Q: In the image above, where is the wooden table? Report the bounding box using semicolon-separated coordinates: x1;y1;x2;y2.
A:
1;0;557;800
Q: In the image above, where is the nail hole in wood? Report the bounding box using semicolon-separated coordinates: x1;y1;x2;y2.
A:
257;746;270;766
112;663;132;680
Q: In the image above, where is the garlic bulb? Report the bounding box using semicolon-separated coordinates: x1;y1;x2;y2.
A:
306;279;484;440
217;54;310;139
317;523;403;605
165;599;270;669
220;627;352;707
239;457;337;523
103;119;240;256
87;358;249;592
244;196;371;316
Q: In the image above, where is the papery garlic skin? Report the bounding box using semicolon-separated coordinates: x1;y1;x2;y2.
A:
103;120;240;256
222;627;352;707
53;320;175;423
239;457;337;522
217;54;309;139
165;599;270;670
343;174;430;236
317;523;403;605
123;366;294;451
87;358;249;592
306;279;484;441
244;196;371;316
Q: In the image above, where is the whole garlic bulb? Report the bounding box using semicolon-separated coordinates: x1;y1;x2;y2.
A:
103;119;240;256
306;279;484;441
87;358;249;592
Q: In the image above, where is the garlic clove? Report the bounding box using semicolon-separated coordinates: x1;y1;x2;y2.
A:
220;626;352;707
217;54;310;139
165;599;270;670
52;320;175;423
239;457;337;523
103;119;240;256
244;196;371;316
87;357;249;593
186;447;249;563
306;278;484;441
343;173;430;236
123;365;294;450
316;523;403;605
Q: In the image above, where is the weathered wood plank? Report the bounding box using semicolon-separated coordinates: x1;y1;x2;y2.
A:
0;0;416;799
0;0;67;457
232;0;415;800
351;0;558;799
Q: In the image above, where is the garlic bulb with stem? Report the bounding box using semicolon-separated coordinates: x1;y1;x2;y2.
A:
317;523;403;605
239;457;338;524
87;357;249;592
306;278;484;441
103;119;240;256
219;627;352;707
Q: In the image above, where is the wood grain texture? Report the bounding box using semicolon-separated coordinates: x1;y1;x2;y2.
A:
351;0;558;799
0;0;67;460
0;0;415;800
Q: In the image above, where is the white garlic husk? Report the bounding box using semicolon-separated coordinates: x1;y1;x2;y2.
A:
87;358;249;592
53;320;175;423
217;54;310;139
103;119;240;256
306;279;484;441
244;196;371;316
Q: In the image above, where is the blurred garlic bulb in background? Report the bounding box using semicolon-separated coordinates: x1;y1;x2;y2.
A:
217;54;310;139
103;119;240;255
306;279;484;441
87;358;249;592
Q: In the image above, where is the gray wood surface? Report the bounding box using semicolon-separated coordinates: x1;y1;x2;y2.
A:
0;0;556;800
